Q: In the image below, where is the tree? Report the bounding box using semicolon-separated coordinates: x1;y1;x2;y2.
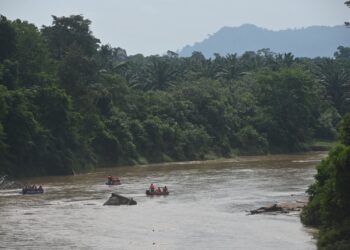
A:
0;15;16;62
58;44;97;97
301;114;350;250
317;59;350;114
2;14;349;179
0;86;9;172
215;54;242;80
334;46;350;59
275;53;295;67
239;51;260;71
142;56;177;90
185;51;216;79
339;113;350;145
345;1;350;26
256;67;320;151
11;19;54;87
0;60;19;89
42;15;100;60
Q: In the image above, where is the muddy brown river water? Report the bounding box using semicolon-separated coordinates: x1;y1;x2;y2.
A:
0;152;326;250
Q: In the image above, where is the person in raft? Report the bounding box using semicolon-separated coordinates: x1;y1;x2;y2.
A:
107;175;113;184
149;183;155;192
156;187;162;193
163;186;168;193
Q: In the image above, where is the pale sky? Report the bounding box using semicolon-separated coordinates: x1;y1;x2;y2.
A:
0;0;348;55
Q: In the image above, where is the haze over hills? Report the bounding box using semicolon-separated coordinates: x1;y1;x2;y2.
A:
178;24;350;58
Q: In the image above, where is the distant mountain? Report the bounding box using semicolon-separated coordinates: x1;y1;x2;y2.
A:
178;24;350;58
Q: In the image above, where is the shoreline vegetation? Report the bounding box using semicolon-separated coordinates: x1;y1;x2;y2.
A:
0;149;327;189
1;15;349;178
97;145;331;169
301;114;350;250
309;140;336;151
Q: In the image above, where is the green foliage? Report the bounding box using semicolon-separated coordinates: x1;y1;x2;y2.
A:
1;14;350;177
0;86;93;176
334;46;350;59
236;125;268;154
142;56;178;90
317;219;350;250
255;67;320;151
11;19;55;87
41;15;100;60
0;15;16;62
339;113;350;145
58;44;97;97
316;58;350;115
0;86;9;160
0;59;19;89
301;114;350;249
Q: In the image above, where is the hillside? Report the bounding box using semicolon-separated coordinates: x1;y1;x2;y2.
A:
179;24;350;58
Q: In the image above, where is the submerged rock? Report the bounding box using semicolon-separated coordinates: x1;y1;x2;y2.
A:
248;202;306;215
103;193;137;206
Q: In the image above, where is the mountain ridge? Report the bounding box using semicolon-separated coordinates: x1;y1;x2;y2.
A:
178;24;350;58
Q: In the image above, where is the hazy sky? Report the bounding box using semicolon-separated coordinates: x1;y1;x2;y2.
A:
0;0;348;55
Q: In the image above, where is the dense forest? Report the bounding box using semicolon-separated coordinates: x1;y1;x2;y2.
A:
0;15;350;177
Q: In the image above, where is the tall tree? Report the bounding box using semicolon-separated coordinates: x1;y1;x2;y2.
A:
215;54;242;80
0;15;16;62
11;19;54;87
317;59;350;114
256;67;320;151
142;56;177;90
42;15;100;60
345;1;350;26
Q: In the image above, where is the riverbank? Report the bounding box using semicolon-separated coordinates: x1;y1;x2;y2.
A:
1;137;333;179
2;151;328;185
301;137;350;250
309;140;336;151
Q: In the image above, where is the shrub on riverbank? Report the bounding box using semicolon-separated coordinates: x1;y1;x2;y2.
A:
301;114;350;250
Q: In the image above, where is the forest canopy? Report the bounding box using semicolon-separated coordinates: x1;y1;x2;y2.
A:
0;15;350;177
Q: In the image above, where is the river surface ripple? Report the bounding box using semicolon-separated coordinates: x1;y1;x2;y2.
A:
0;152;326;250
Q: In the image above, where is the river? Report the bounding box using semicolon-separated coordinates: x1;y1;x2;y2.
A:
0;152;326;250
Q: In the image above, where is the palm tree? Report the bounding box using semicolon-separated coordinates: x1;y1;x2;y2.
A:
183;51;217;80
215;54;242;80
143;56;178;91
317;59;350;114
276;53;295;67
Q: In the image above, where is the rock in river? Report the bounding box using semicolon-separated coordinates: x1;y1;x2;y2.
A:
248;201;306;215
103;193;137;206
